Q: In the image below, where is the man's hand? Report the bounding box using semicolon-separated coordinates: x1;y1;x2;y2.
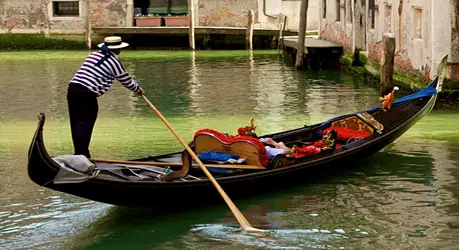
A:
138;87;145;95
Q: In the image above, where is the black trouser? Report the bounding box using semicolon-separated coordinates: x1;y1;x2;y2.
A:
67;83;98;158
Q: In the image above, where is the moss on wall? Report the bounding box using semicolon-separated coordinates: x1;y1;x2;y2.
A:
342;52;429;91
0;34;86;49
340;52;459;107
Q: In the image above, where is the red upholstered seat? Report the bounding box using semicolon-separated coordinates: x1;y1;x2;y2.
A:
322;126;372;141
193;129;269;167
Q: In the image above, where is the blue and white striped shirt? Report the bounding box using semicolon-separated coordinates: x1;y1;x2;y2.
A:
69;51;141;96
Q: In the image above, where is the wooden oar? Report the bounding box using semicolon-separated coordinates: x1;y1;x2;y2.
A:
140;94;256;231
90;158;266;170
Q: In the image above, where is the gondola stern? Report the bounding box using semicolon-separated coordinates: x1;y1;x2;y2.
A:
433;54;449;93
27;113;58;186
28;113;46;161
423;53;448;114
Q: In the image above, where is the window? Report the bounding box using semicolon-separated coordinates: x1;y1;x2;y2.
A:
323;0;327;19
414;7;422;38
385;5;392;32
52;1;79;17
369;0;375;29
135;0;188;16
336;0;341;21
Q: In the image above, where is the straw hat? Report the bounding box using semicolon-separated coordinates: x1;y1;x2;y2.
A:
97;36;129;49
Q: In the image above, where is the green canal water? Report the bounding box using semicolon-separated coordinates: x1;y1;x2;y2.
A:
0;50;458;249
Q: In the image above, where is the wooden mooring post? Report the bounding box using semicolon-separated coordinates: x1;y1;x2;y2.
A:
295;0;309;69
277;16;287;55
85;0;92;49
246;10;254;50
380;33;396;96
188;0;195;50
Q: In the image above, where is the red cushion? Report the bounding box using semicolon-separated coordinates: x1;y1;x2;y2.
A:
312;141;343;149
193;129;269;166
313;141;323;147
322;126;372;141
292;145;321;158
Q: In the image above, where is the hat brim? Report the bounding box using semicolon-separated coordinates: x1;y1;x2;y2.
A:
97;42;129;49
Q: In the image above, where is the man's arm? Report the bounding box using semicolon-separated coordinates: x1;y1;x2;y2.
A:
110;58;142;93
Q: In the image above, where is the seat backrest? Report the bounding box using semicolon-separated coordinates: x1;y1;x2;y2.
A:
331;115;374;133
322;126;372;141
193;129;269;167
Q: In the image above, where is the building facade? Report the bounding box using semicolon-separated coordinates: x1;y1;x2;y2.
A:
0;0;319;39
319;0;458;82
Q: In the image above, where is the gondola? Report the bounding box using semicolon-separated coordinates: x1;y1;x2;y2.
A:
27;56;448;208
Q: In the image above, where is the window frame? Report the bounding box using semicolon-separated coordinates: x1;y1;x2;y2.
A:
413;7;423;39
49;0;82;20
384;4;392;33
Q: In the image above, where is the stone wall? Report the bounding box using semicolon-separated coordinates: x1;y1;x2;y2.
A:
1;0;318;33
320;22;353;53
319;0;457;82
319;0;354;53
450;0;459;81
90;0;127;27
0;0;127;34
0;0;53;33
257;0;319;31
197;0;258;27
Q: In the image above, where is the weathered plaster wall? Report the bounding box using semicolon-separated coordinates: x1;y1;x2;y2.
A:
383;0;432;75
431;0;451;79
367;0;451;79
1;0;319;37
198;0;319;31
0;0;54;33
320;0;454;82
90;0;127;27
197;0;258;27
450;0;459;80
319;0;354;53
257;0;319;31
0;0;127;34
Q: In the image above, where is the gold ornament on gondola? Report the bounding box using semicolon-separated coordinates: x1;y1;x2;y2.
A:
379;86;399;111
237;117;257;136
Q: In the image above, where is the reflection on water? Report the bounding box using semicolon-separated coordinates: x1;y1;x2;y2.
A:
0;51;458;249
188;224;353;249
0;194;109;249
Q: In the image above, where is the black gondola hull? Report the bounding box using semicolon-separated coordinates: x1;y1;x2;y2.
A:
27;81;439;208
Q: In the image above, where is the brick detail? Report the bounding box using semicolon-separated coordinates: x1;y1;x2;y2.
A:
320;27;352;53
368;41;382;63
451;64;459;81
198;0;258;27
90;0;126;27
394;54;413;72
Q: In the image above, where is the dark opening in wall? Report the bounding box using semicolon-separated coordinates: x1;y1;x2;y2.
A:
323;0;327;19
134;0;188;16
53;1;79;17
369;0;375;29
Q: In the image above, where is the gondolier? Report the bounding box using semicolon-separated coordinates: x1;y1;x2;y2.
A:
67;36;144;158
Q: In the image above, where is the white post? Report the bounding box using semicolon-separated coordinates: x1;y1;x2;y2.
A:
85;0;92;49
188;0;195;50
126;0;134;27
246;10;255;50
